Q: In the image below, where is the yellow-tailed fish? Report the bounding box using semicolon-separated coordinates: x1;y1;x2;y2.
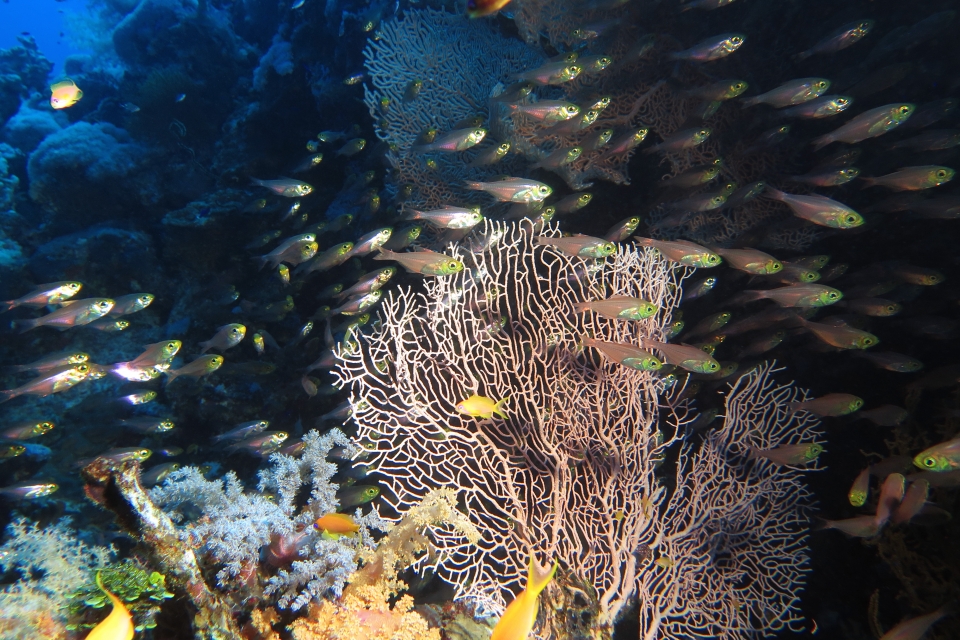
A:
456;394;509;419
85;571;134;640
490;557;558;640
314;512;360;536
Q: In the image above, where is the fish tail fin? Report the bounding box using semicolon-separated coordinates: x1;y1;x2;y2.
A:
0;300;15;313
811;516;831;532
163;370;180;387
747;445;761;460
738;290;765;303
464;181;484;191
859;177;876;189
405;209;423;220
793;50;811;62
526;557;558;598
494;397;509;419
785;402;801;416
811;134;833;151
14;318;38;333
533;237;551;247
372;248;395;262
0;390;14;404
199;342;211;354
573;302;589;313
250;177;265;187
740;96;759;108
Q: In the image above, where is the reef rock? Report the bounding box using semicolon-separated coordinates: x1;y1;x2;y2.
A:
27;122;160;227
28;223;159;288
2;101;63;154
0;36;54;129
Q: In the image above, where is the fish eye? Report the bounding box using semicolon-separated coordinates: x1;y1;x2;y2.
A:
731;36;742;44
699;129;709;136
771;262;783;272
923;456;936;468
828;292;839;300
937;170;948;178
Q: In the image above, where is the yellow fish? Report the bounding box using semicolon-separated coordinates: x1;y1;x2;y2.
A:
85;571;134;640
455;394;509;419
314;512;360;536
50;78;83;109
491;557;558;640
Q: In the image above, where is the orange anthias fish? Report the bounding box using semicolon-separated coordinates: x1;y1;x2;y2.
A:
314;512;360;536
50;78;83;109
466;0;514;18
491;557;558;640
85;571;134;640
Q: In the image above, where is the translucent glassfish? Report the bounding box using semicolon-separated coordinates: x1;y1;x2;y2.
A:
373;248;464;276
535;234;617;258
0;363;92;404
0;479;59;500
3;350;89;374
108;293;155;316
249;177;313;197
741;77;830;108
1;281;82;311
16;298;115;332
749;443;823;466
582;338;662;371
766;188;863;228
199;323;246;353
668;33;745;62
164;355;224;385
812;103;914;150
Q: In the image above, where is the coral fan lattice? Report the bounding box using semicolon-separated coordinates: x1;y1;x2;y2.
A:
336;220;686;630
336;222;819;638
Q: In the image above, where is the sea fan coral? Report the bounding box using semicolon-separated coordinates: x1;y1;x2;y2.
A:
362;9;542;210
335;221;819;638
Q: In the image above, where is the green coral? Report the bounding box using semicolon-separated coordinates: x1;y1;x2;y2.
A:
67;559;174;632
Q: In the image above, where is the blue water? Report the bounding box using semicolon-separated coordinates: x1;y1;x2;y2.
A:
0;0;84;75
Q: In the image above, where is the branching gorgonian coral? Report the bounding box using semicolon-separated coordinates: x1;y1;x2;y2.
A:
335;221;819;638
